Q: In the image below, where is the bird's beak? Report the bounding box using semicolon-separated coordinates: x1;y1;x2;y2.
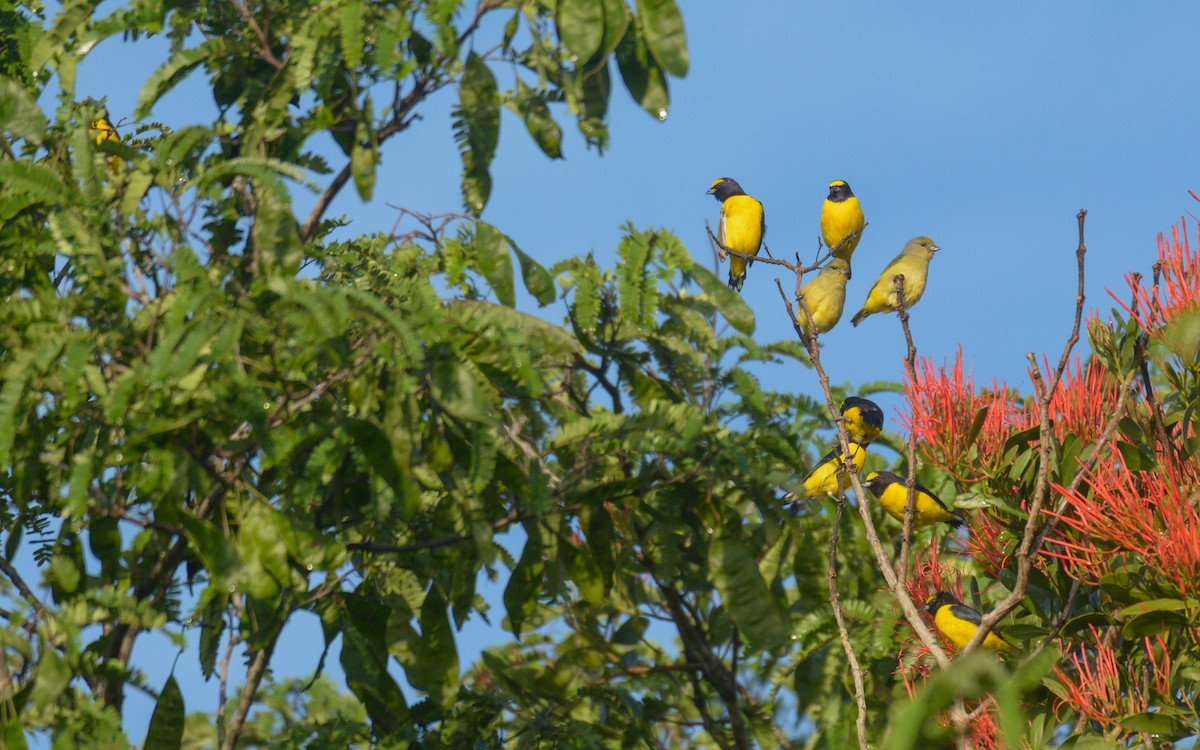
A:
931;244;941;253
705;187;716;195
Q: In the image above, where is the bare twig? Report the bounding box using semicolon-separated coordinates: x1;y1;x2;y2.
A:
966;210;1095;651
216;596;241;749
892;274;922;579
220;624;280;750
828;496;870;750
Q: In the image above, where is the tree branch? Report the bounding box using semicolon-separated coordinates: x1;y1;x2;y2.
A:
828;496;869;750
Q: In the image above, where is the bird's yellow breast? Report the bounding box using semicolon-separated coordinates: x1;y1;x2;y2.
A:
803;443;866;496
821;196;864;259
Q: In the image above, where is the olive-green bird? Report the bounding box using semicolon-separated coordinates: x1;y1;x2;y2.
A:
863;471;964;529
850;236;940;326
840;397;884;446
797;441;867;498
821;180;865;274
797;258;850;337
707;177;765;292
924;592;1017;653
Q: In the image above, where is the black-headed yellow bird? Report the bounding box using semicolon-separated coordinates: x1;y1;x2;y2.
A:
797;258;850;338
707;177;765;292
923;592;1017;653
796;441;866;498
821;180;865;273
840;397;884;446
89;114;124;170
850;236;940;326
863;471;964;529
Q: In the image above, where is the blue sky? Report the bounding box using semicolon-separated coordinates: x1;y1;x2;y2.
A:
37;0;1200;743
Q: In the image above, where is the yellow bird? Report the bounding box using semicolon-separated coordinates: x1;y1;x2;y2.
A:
924;592;1017;653
840;397;884;446
796;259;850;337
863;471;964;529
821;180;865;274
707;177;765;292
850;236;940;326
798;441;866;497
89;114;124;171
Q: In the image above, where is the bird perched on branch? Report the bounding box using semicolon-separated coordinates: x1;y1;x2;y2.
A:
851;236;940;326
923;592;1017;653
794;441;867;498
840;397;884;446
863;471;964;529
89;113;125;171
707;177;765;292
821;180;865;275
797;258;850;337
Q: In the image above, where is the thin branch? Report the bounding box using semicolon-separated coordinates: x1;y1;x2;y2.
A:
773;277;952;668
220;625;280;750
966;210;1095;650
893;274;921;579
216;596;241;749
0;558;50;623
828;496;870;750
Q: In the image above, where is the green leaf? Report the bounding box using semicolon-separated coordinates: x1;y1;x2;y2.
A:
137;39;230;117
1117;597;1188;617
342;593;408;734
504;524;544;638
688;259;755;335
350;117;377;201
515;80;563;159
143;674;185;750
598;0;631;59
615;228;658;330
509;236;556;306
709;532;787;650
0;77;47;144
1118;711;1190;739
344;417;419;519
340;0;365;68
473;221;515;307
457;52;500;213
615;21;669;120
557;0;605;62
636;0;688;76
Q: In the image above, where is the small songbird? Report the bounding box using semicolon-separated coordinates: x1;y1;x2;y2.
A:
707;177;765;292
797;441;867;498
821;180;865;274
850;236;940;326
840;397;884;446
923;591;1017;653
863;471;964;529
797;259;851;337
89;113;124;170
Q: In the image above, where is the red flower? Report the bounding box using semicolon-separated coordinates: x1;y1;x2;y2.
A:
1039;354;1127;446
1047;440;1200;595
902;347;1030;482
1114;218;1200;334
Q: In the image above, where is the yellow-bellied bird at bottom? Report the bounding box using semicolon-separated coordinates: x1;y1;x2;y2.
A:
797;259;850;337
924;592;1017;653
840;397;884;446
796;441;866;498
863;471;964;529
90;114;124;170
707;177;765;292
821;180;865;274
850;236;940;326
